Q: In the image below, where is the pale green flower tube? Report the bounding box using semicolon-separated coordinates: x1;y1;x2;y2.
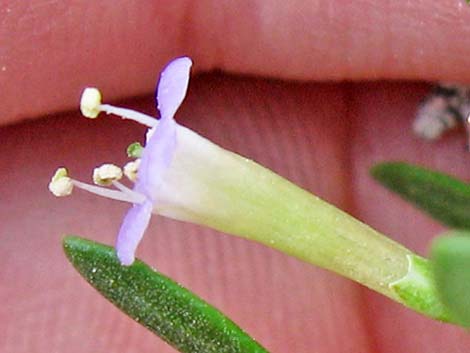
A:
160;126;407;298
50;57;453;323
155;125;451;321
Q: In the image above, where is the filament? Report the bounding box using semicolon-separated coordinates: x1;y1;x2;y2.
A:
72;180;145;204
100;104;158;128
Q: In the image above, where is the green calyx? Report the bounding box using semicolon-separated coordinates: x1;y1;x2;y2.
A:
389;254;453;322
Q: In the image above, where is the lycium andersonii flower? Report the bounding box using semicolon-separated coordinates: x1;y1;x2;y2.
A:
50;57;455;324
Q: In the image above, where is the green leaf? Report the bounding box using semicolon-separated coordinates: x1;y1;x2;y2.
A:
371;162;470;229
63;236;269;353
431;233;470;327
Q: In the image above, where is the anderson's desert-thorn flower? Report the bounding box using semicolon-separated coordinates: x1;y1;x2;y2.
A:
51;57;457;323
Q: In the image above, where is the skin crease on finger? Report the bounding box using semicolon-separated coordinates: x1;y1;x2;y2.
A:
2;0;470;124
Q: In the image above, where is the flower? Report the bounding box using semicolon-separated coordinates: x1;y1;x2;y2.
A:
49;58;452;321
49;56;411;283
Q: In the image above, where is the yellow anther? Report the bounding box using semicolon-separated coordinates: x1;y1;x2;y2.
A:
80;87;102;118
49;168;73;197
123;159;141;182
93;164;123;186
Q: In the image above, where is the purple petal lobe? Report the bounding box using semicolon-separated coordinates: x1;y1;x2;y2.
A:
116;200;153;266
114;57;194;264
136;116;177;200
157;57;192;120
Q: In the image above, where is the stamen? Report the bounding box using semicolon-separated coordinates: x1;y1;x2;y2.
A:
72;180;146;204
80;88;102;118
93;163;123;186
49;168;74;197
127;142;143;158
80;87;158;127
123;159;141;182
111;180;142;200
99;104;157;128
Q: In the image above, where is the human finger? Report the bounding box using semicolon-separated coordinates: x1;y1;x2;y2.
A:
2;0;470;124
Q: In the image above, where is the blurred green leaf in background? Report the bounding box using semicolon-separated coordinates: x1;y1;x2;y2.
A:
371;162;470;230
432;232;470;327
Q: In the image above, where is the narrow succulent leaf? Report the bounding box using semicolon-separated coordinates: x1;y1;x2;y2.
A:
371;162;470;229
63;236;269;353
431;233;470;327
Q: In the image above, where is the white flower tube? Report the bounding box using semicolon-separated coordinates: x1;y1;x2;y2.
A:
50;57;454;324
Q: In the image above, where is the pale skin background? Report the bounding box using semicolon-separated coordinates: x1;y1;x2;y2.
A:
2;1;470;352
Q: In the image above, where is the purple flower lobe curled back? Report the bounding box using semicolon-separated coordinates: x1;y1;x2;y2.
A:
115;57;193;265
156;57;193;120
116;201;153;265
